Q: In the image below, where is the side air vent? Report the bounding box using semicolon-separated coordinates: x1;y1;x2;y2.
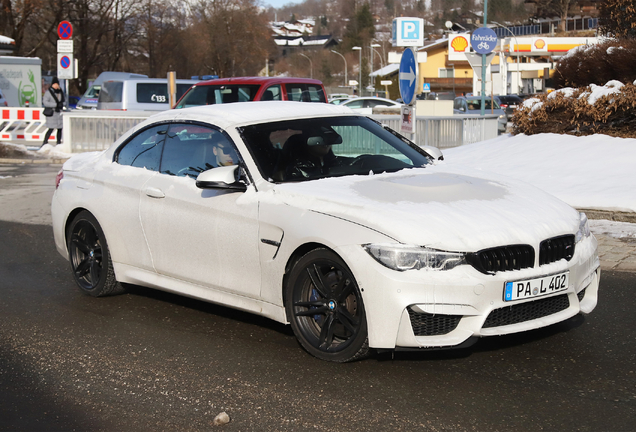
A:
467;245;535;274
539;235;575;265
407;307;462;336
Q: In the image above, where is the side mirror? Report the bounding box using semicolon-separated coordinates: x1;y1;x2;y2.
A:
421;146;444;161
196;165;247;191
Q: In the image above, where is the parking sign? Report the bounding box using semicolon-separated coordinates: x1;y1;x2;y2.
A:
392;18;424;47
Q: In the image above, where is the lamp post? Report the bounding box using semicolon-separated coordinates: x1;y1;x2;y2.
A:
298;53;312;79
370;43;381;86
330;50;347;88
371;46;384;69
352;46;362;96
492;21;520;95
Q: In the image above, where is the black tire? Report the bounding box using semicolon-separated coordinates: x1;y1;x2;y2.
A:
67;211;125;297
285;248;369;362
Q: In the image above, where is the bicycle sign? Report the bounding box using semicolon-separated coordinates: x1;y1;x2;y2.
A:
471;27;497;55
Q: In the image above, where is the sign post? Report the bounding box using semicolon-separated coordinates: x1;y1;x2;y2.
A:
393;17;424;144
56;20;76;94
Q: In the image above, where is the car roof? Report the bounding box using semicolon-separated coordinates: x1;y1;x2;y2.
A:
193;76;324;86
141;101;355;130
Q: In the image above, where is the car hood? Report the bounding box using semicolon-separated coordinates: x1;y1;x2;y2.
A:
264;165;580;252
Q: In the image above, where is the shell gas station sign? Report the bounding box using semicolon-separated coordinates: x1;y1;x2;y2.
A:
448;33;597;60
448;34;471;60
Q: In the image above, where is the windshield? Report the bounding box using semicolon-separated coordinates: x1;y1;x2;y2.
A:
175;84;260;108
240;116;432;183
466;98;500;110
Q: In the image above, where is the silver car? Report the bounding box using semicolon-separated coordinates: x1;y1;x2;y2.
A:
453;96;507;133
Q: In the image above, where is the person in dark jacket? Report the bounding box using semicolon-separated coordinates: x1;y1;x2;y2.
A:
42;77;65;146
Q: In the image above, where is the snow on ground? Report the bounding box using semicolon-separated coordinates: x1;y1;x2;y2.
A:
444;132;636;240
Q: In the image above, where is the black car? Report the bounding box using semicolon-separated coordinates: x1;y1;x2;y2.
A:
494;95;524;120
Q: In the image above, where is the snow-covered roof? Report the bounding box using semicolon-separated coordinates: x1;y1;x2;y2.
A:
370;64;399;77
0;35;15;44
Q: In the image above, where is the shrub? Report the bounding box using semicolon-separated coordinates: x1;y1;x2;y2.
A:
512;81;636;138
552;39;636;88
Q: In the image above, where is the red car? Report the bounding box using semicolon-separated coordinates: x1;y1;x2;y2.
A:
174;77;327;108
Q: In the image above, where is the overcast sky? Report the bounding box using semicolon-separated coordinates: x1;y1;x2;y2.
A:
264;0;304;10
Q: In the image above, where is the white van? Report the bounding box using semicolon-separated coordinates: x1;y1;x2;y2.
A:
97;78;199;111
75;72;148;110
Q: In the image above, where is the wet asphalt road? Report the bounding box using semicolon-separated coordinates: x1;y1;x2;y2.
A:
0;164;635;431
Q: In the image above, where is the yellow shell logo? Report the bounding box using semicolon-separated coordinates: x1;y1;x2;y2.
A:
451;36;469;52
535;39;546;49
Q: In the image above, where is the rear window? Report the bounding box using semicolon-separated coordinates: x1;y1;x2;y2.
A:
285;84;326;102
175;85;261;108
99;81;123;103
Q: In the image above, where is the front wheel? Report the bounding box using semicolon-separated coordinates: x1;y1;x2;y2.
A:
67;211;125;297
285;248;369;362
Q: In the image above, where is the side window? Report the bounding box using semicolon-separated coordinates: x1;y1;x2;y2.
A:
261;85;282;101
116;124;167;170
344;99;364;109
284;84;326;102
159;124;238;177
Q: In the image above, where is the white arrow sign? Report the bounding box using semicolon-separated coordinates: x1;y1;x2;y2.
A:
400;66;416;85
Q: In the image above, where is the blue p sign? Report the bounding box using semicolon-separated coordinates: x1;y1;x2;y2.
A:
392;17;424;47
402;20;420;39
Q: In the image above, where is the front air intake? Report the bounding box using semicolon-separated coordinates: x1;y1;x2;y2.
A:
467;245;535;274
539;235;575;266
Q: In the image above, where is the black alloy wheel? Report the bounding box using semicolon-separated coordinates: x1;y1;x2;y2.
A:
286;248;369;362
67;211;124;297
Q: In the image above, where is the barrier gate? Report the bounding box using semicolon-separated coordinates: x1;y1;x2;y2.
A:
0;107;57;143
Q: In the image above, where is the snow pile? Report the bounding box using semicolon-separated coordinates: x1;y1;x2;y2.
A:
444;133;636;213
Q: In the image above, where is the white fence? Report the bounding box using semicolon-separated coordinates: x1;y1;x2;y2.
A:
1;109;500;153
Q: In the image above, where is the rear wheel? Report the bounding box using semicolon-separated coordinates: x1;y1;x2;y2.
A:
67;211;125;297
285;248;369;362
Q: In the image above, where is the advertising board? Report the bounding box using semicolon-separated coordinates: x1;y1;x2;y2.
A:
0;56;42;107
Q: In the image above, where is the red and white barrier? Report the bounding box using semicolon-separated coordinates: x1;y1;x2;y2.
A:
0;107;56;142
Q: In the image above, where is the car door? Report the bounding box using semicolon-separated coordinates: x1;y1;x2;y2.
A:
98;123;168;271
138;123;262;298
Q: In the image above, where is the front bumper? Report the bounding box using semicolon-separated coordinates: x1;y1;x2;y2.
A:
338;234;600;350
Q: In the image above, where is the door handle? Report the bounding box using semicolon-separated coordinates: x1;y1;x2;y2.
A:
144;187;165;199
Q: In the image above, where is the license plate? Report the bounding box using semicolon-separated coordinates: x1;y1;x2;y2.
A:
504;272;569;302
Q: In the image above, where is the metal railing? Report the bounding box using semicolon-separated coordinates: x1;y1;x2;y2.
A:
370;114;500;148
54;111;499;154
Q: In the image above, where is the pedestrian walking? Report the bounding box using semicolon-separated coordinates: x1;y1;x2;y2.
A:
42;77;65;146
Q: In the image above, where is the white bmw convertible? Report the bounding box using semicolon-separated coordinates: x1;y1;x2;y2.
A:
52;101;600;362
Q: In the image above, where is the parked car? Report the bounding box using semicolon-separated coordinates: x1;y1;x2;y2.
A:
328;97;350;105
421;91;456;101
76;72;148;110
453;96;508;133
52;101;599;362
494;95;524;120
68;96;80;110
174;77;327;108
328;93;352;101
98;78;199;111
339;96;401;114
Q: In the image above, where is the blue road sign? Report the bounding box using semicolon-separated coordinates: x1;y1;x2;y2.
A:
399;47;417;105
471;27;498;55
422;83;431;93
60;55;71;69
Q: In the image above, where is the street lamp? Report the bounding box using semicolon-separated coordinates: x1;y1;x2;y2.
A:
330;50;347;88
352;46;362;96
492;21;520;95
370;45;384;69
299;53;312;79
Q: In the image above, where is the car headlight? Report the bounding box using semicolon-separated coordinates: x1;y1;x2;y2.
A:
499;114;506;120
364;244;466;272
575;212;591;243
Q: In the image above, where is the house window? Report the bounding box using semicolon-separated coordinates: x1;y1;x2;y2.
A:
439;68;454;78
